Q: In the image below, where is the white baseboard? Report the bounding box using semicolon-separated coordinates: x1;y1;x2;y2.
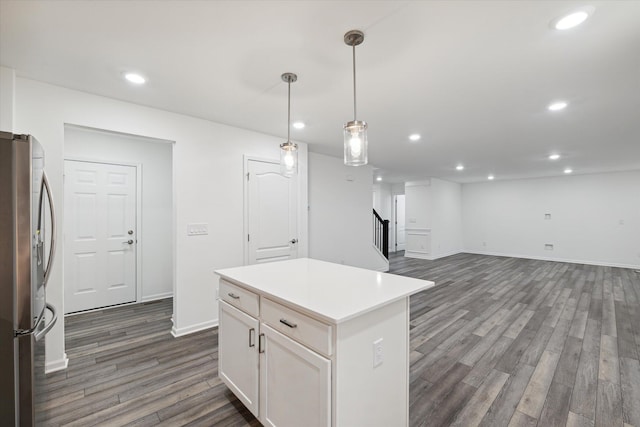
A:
171;319;218;338
464;250;640;270
141;292;173;303
45;353;69;373
405;250;463;261
404;251;431;260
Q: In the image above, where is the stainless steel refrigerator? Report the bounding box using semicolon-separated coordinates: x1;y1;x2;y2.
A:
1;132;58;426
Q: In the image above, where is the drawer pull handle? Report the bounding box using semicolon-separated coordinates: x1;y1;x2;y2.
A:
228;293;240;299
249;328;255;348
280;319;298;329
259;333;265;354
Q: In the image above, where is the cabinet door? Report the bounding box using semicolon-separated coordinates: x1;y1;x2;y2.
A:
260;324;331;427
219;300;260;417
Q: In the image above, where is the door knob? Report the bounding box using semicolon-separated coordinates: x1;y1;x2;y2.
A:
290;238;298;244
123;239;134;245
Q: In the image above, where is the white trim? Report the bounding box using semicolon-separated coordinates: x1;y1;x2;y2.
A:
45;353;69;373
430;250;463;260
464;250;640;270
171;319;218;338
140;291;173;303
404;251;432;260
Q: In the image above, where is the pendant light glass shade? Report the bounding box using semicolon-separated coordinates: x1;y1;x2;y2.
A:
280;72;298;177
280;141;298;176
344;120;368;166
344;30;367;166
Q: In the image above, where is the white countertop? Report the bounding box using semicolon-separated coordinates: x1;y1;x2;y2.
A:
215;258;434;324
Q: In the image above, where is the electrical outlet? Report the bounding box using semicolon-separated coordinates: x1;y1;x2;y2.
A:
545;214;551;220
545;244;554;251
373;338;384;368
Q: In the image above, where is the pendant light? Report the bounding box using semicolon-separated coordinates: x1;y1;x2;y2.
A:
280;72;298;176
343;30;367;166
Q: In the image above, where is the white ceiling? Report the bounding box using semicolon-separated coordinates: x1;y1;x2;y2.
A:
1;1;639;183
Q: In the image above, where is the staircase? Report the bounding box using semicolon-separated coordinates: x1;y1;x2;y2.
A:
373;209;389;259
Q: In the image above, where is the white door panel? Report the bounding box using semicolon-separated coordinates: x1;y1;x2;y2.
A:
64;160;137;313
260;324;331;427
247;160;297;265
219;301;260;417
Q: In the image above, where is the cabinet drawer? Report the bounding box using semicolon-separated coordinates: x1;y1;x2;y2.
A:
261;298;333;357
219;280;259;317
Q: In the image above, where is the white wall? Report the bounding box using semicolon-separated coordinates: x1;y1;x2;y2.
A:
64;125;173;301
431;178;463;258
462;170;640;268
309;153;387;271
13;77;308;370
0;66;15;131
404;178;463;260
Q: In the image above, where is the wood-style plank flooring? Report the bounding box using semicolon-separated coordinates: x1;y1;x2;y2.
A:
38;253;640;426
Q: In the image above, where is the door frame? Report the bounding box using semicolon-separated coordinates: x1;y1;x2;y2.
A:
63;156;143;310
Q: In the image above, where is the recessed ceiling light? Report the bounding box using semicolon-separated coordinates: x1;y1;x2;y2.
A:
124;72;146;85
549;154;561;160
456;165;464;171
376;176;382;181
409;134;421;141
554;10;591;30
564;168;573;174
488;175;495;180
548;101;568;111
293;121;305;129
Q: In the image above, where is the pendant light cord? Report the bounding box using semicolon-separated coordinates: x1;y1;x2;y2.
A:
352;44;357;121
287;79;291;143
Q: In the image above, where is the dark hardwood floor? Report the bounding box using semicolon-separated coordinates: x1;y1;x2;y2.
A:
39;253;640;426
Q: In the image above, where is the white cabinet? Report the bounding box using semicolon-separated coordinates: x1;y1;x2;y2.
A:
260;324;330;427
218;287;331;427
218;301;259;417
216;258;434;427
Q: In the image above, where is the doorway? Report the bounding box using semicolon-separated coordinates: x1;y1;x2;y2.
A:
63;125;174;314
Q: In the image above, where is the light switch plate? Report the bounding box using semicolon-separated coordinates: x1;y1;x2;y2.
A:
373;338;383;368
187;223;208;236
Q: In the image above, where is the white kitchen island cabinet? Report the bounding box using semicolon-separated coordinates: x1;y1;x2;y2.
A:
215;258;434;427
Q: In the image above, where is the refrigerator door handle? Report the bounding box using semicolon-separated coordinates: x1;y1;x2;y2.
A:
39;170;57;287
13;303;56;338
34;303;57;342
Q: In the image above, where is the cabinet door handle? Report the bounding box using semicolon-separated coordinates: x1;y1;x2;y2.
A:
227;293;240;299
279;319;298;329
249;328;255;348
258;333;265;354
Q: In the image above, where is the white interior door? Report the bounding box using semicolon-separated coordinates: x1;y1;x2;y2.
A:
246;159;297;264
395;195;406;252
64;160;137;313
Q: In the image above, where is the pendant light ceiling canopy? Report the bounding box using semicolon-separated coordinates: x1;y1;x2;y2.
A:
344;29;368;167
280;72;298;176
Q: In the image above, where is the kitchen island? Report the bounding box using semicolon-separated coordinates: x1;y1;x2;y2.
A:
215;258;434;427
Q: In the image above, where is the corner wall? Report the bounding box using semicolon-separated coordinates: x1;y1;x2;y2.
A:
309;153;388;271
462;170;640;268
